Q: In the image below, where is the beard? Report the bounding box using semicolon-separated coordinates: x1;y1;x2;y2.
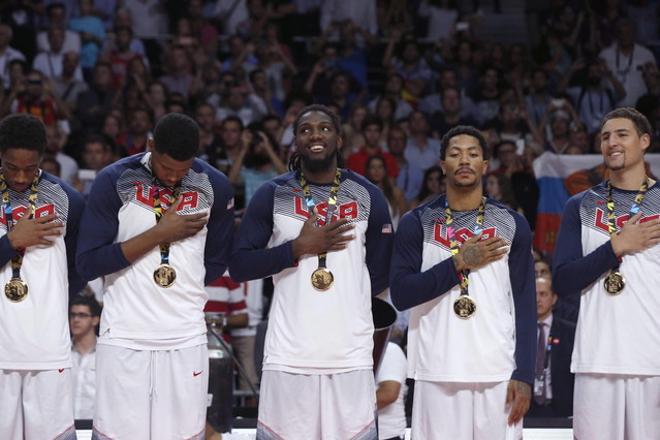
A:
301;151;337;173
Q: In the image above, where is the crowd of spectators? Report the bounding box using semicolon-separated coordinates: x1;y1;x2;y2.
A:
1;0;659;421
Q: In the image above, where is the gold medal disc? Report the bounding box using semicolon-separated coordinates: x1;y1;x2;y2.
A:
311;268;334;291
604;271;625;295
5;278;28;302
153;264;177;288
453;295;477;319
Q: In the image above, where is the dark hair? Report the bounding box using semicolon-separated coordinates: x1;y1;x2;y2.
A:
70;294;102;317
416;166;444;202
222;115;244;130
493;140;516;158
361;115;383;132
113;25;134;36
600;107;653;138
46;2;65;14
440;125;489;160
249;68;265;84
292;104;341;135
153;113;199;161
262;114;281;126
365;155;395;208
0;114;47;154
289;104;342;171
40;154;61;175
84;134;113;153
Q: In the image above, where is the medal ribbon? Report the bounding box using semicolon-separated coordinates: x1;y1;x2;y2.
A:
153;183;181;267
0;173;40;281
445;197;486;297
299;169;342;271
606;178;648;269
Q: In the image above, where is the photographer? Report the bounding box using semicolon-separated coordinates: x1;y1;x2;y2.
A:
228;127;286;205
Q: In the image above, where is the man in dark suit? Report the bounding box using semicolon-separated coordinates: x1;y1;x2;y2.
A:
527;277;576;418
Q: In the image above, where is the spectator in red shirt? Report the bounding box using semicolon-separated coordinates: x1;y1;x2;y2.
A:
346;115;399;178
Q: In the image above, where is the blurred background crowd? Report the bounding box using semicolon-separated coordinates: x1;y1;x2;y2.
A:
2;0;659;428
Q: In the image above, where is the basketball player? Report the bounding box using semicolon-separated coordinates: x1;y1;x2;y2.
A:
0;114;85;440
553;107;660;439
230;104;394;439
76;113;235;439
390;125;536;439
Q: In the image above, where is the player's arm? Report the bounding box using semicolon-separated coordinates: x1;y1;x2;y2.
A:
508;213;536;386
552;194;620;296
63;182;87;296
76;169;131;281
230;181;354;281
203;171;235;285
376;381;401;410
389;211;460;311
507;213;536;424
229;182;298;282
0;235;20;268
77;167;209;280
365;186;394;295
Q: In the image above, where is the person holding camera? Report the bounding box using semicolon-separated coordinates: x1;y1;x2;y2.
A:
228;127;286;205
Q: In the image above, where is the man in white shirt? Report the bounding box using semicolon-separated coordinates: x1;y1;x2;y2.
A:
70;295;101;420
600;18;656;107
0;24;26;89
376;342;407;440
36;3;81;54
33;26;83;81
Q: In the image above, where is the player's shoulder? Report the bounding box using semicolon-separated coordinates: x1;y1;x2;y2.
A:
399;195;445;229
485;198;532;236
343;168;374;186
342;169;387;200
190;157;230;186
39;171;84;206
568;182;607;211
95;153;144;184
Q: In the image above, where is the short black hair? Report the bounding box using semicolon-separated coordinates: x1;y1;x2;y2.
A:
70;294;102;317
0;114;47;155
84;134;113;153
440;125;489;160
153;113;199;161
222;115;244;130
600;107;653;138
494;140;516;158
361;115;383;132
293;104;341;135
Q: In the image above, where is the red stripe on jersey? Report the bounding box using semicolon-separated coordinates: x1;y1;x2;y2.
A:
229;300;247;314
204;301;230;313
207;276;241;289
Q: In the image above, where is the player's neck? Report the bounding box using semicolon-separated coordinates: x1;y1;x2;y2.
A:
609;163;649;190
446;185;483;211
301;163;339;184
73;332;97;355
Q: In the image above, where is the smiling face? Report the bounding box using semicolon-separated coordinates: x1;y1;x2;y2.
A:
441;134;488;189
600;117;650;172
295;110;342;174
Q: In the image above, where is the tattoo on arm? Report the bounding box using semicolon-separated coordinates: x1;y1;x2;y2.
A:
461;244;483;267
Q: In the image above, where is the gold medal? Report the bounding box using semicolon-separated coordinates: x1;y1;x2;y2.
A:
5;277;28;302
311;267;334;291
153;264;177;288
453;295;477;319
604;271;625;295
